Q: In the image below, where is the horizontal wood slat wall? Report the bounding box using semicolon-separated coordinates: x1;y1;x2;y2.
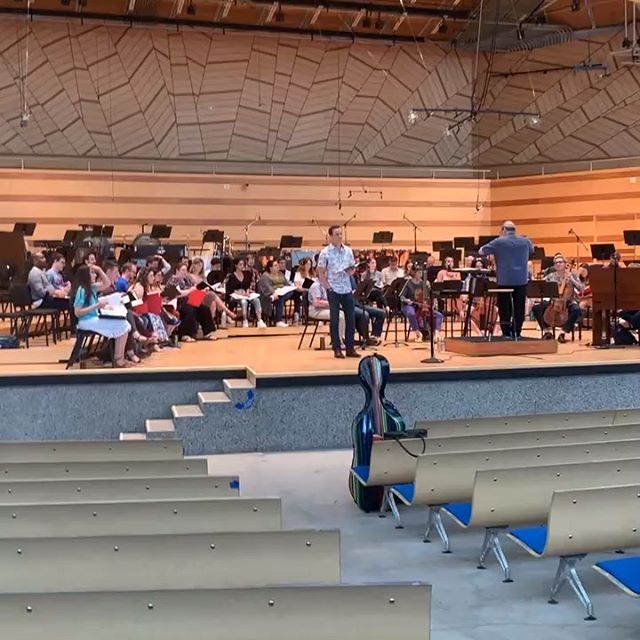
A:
490;167;640;261
0;170;492;251
2;166;639;259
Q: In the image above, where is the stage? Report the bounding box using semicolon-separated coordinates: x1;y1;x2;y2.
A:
1;324;639;455
1;323;639;379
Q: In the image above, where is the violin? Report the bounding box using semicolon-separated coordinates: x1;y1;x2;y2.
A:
349;354;406;512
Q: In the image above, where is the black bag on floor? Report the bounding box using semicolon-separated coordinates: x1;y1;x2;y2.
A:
613;326;638;346
0;335;19;349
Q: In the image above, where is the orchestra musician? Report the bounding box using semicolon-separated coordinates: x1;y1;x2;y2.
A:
381;255;404;287
400;266;443;342
479;221;533;339
363;257;387;308
532;254;584;343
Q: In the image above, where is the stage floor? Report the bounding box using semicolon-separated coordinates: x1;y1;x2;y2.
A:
1;322;639;379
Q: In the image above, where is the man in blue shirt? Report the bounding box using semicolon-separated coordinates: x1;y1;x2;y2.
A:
317;225;359;358
480;221;534;339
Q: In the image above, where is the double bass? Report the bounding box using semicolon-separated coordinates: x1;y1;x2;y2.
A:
349;354;406;512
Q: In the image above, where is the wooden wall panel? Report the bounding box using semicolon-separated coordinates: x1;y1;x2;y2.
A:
0;170;492;252
490;168;640;261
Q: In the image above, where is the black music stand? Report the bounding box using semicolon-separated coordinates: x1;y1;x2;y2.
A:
453;237;476;250
280;235;303;249
203;229;225;244
591;243;616;261
433;240;453;251
91;225;114;239
372;231;393;245
409;252;429;266
384;277;409;348
531;246;546;260
13;223;36;237
479;235;498;247
426;265;440;284
439;248;462;266
151;225;172;239
433;279;462;338
624;230;640;263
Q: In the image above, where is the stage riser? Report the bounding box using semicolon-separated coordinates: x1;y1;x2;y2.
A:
2;371;640;454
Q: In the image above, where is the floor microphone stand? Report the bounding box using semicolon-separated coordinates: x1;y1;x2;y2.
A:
402;214;422;253
421;285;443;364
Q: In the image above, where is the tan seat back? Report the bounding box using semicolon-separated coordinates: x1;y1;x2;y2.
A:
427;424;640;454
0;584;432;640
0;476;238;504
0;529;340;593
544;484;640;556
367;438;425;485
0;440;183;463
418;410;621;438
0;497;281;538
0;458;207;480
470;459;640;528
413;439;640;505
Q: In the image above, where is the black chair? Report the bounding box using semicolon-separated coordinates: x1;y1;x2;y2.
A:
66;330;114;369
297;292;324;350
9;284;60;347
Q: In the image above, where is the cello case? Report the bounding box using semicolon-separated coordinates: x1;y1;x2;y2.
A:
349;354;406;512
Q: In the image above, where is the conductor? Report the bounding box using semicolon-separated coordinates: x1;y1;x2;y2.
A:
479;221;533;339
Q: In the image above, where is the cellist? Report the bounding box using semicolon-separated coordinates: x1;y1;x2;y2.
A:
532;255;584;343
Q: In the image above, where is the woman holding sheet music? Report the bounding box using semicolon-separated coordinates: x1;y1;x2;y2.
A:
227;258;267;329
188;257;237;327
72;265;132;368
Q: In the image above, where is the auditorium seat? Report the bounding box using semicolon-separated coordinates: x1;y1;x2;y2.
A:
593;556;640;598
508;483;640;619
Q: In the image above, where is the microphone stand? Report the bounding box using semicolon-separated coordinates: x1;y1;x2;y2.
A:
244;215;261;251
343;213;357;245
421;279;443;364
403;214;422;253
568;228;589;264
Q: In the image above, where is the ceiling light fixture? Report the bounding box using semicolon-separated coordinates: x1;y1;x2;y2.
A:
374;13;384;30
438;19;448;33
393;13;406;31
352;8;365;27
128;0;136;11
265;1;278;22
275;6;285;21
186;2;196;15
310;4;323;24
221;0;232;17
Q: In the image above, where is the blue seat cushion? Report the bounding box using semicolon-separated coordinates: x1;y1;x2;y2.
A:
595;557;640;596
509;526;548;556
444;502;472;527
390;483;414;505
351;466;370;484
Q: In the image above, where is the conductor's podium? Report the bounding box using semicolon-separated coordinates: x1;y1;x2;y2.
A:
444;335;558;357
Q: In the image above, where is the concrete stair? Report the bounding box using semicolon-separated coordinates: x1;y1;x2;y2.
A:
119;376;255;443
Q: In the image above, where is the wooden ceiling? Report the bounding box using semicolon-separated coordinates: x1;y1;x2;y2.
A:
0;0;630;44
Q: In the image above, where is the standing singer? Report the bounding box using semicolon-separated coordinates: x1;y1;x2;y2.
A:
317;225;360;359
480;221;533;339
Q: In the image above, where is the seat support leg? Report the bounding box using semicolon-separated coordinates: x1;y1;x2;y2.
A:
385;489;403;529
548;555;595;620
476;527;512;582
423;506;450;553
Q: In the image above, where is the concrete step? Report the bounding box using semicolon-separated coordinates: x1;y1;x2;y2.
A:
223;378;255;406
197;391;231;406
119;432;147;441
171;404;205;419
145;418;176;434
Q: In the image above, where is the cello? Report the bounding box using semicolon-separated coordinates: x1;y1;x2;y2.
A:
543;276;571;328
349;354;406;512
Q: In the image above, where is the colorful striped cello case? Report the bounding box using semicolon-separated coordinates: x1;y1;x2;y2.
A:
349;354;406;512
